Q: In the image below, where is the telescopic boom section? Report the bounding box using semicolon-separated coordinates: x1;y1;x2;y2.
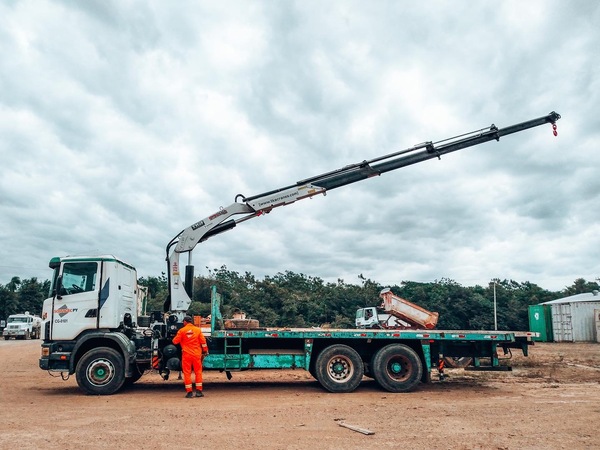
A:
166;111;560;312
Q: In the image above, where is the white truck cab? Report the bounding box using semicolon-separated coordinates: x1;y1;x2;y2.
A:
355;307;407;329
43;255;139;341
3;312;42;340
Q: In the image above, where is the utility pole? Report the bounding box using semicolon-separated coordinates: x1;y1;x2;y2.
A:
493;281;498;331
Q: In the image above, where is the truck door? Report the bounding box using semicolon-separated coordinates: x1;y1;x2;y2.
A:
49;261;101;341
356;307;377;328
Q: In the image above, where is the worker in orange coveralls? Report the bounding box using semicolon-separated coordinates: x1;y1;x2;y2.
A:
172;315;209;398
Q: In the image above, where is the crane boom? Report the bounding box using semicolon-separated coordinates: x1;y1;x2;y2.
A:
166;111;560;313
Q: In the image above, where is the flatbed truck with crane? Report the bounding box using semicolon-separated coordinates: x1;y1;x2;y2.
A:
39;111;560;395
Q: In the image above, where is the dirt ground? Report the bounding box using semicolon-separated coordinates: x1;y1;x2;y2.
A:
0;339;599;450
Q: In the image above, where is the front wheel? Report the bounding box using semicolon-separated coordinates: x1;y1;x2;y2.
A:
76;348;126;395
372;344;422;393
315;344;364;393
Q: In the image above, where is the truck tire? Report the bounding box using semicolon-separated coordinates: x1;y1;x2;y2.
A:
372;344;422;393
315;344;364;393
76;348;126;395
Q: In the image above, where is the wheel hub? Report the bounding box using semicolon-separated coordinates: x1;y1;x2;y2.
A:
88;359;115;385
387;356;409;380
329;356;352;381
390;361;403;374
333;362;345;374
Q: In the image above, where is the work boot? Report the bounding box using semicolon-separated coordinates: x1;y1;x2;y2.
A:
185;391;194;399
195;390;204;397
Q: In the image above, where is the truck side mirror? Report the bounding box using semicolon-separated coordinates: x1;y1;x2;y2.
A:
55;275;63;299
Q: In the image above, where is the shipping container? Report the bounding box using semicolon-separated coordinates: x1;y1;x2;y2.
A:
528;304;553;342
549;302;600;342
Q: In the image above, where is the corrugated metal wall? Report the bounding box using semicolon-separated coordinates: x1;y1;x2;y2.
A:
550;301;600;342
595;309;600;343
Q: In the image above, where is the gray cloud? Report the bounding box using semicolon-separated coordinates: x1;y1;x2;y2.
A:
0;1;597;292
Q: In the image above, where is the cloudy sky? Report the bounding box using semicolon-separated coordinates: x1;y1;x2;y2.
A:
1;1;598;292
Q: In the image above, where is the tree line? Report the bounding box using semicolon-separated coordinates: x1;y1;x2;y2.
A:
0;277;50;321
138;269;599;330
1;269;598;331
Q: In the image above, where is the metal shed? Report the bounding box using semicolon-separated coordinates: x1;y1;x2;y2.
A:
541;290;600;342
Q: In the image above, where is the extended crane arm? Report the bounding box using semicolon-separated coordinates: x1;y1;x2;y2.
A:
166;111;560;313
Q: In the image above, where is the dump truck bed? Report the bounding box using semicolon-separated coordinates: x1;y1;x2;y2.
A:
379;288;439;329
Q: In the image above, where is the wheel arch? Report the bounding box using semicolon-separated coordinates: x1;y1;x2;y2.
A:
70;332;136;377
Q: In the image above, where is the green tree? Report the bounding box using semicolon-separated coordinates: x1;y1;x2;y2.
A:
563;278;599;296
7;276;21;292
17;278;46;315
138;273;168;313
0;285;19;320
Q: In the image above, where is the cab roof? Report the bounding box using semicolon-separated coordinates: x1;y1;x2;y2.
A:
49;255;136;271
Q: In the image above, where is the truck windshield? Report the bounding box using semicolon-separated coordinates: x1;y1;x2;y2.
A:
8;317;28;323
60;262;98;295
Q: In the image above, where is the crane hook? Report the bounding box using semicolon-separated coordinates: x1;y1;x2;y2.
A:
552;123;558;137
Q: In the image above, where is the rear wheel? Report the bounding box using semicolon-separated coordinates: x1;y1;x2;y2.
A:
372;344;422;393
76;348;126;395
315;344;364;393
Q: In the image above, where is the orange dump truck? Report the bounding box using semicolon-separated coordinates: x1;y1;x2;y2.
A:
356;288;439;329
